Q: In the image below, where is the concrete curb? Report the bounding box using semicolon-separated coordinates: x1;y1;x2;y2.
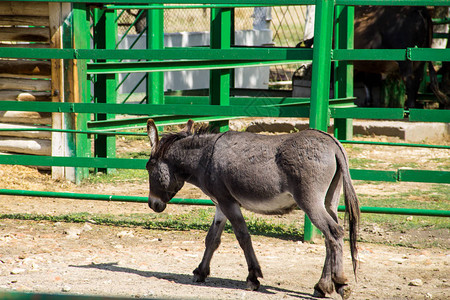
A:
230;118;450;142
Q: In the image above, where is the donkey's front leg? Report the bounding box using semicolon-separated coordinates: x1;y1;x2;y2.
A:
220;202;263;291
193;207;227;283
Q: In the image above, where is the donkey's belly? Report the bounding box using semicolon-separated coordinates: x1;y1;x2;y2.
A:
238;192;297;215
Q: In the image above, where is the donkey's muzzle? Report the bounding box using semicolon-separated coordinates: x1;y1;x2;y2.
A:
148;194;167;213
149;200;166;213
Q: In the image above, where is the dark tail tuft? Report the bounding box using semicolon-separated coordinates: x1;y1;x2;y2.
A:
343;177;360;278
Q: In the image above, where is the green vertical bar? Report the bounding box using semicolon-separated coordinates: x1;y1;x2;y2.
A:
72;3;91;183
93;8;117;174
305;0;335;242
210;8;232;132
147;6;164;105
334;5;354;140
310;0;334;131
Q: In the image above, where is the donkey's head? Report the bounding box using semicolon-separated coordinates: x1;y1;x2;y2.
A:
146;119;194;213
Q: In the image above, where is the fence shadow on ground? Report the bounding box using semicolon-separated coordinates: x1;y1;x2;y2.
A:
70;262;317;299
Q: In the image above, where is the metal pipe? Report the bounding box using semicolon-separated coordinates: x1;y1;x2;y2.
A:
0;129;447;149
1;189;448;217
105;4;270;10
342;206;450;217
0;128;146;136
340;140;450;150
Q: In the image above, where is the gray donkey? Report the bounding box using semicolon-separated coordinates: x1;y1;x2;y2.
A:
146;119;360;299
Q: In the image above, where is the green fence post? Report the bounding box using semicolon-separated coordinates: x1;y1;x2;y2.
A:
93;8;117;174
72;3;91;183
147;6;164;106
306;0;335;242
210;7;233;132
334;5;354;140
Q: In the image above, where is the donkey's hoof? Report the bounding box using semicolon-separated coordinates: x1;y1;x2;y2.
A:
314;280;334;297
193;274;206;283
246;277;260;291
313;286;326;298
335;283;351;300
193;268;207;283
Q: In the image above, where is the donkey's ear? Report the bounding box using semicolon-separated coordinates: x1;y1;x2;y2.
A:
183;119;194;134
147;119;159;149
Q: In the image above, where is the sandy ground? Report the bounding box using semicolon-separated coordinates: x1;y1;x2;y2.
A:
0;218;448;300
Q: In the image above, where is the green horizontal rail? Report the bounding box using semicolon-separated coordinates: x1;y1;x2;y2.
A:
5;0;315;4
348;206;450;217
0;154;448;184
0;48;448;63
0;101;311;118
407;48;450;62
333;48;450;62
9;0;450;6
0;127;146;137
6;102;445;122
0;189;448;217
9;156;146;170
0;155;147;169
162;96;353;106
87;115;238;131
0;116;238;135
399;169;450;184
409;109;450;123
105;4;274;10
333;49;406;61
87;59;307;74
340;140;450;150
335;0;450;6
433;17;450;25
0;48;313;60
1;128;447;149
434;33;450;39
350;169;398;182
0;102;410;120
330;107;405;120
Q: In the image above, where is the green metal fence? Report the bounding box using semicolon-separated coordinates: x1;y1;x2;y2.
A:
0;0;449;244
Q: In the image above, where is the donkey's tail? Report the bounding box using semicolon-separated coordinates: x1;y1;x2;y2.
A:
335;139;360;278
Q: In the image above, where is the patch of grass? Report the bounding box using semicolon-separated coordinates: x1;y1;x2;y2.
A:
343;144;364;153
82;169;148;185
349;158;382;168
344;184;450;231
428;157;450;170
118;151;149;160
353;180;385;186
389;162;420;169
0;208;304;241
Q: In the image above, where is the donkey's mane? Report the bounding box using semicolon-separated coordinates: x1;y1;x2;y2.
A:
151;125;215;159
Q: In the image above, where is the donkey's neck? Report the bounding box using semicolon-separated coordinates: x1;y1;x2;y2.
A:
165;133;219;186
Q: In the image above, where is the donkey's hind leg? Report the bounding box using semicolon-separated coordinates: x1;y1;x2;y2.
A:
324;172;350;298
314;171;344;297
193;207;227;283
295;191;346;298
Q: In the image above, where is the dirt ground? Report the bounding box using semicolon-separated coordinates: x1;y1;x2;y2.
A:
0;218;448;300
0;128;449;299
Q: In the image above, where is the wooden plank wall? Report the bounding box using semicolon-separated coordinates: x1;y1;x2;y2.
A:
0;1;54;160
